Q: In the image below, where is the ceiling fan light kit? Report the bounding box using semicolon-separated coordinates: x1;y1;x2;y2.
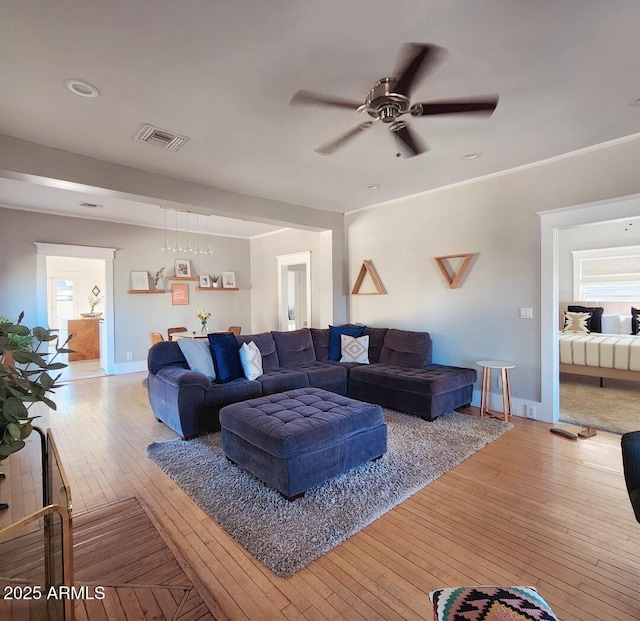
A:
291;42;498;158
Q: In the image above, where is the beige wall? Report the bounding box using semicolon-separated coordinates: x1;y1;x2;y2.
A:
250;229;334;333
0;207;251;369
346;137;640;408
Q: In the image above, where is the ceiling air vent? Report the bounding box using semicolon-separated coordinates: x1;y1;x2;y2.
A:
134;124;189;152
79;201;104;209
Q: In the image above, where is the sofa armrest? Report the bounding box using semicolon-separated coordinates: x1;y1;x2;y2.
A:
156;366;212;390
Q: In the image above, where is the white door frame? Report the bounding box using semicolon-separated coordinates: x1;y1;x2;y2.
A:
277;251;312;331
538;192;640;423
35;242;117;375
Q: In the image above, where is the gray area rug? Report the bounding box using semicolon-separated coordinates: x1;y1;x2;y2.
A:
147;410;511;577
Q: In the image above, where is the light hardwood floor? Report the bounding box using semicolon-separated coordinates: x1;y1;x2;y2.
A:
1;372;639;620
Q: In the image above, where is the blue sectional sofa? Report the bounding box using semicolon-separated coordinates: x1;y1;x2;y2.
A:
147;326;476;438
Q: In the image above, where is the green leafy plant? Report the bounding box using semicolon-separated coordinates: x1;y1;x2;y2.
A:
211;274;220;284
0;312;71;462
0;316;33;349
152;267;165;288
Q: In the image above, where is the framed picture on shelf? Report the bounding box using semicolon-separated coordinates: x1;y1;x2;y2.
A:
199;274;212;288
222;271;236;288
171;283;189;305
174;259;192;278
130;271;151;290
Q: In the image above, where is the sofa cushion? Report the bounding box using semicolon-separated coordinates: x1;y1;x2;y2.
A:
329;325;365;360
310;328;330;362
294;361;348;394
202;377;262;406
362;327;388;364
349;363;476;395
208;333;243;383
256;368;309;395
379;329;432;368
236;332;279;371
272;328;316;366
177;339;216;380
568;305;604;333
148;341;188;375
239;341;263;380
340;334;369;364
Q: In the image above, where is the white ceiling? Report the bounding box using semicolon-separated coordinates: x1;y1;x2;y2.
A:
1;0;640;234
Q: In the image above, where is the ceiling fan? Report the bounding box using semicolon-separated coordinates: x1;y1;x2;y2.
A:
290;43;499;158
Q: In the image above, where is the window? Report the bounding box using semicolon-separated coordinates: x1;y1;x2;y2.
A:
573;246;640;300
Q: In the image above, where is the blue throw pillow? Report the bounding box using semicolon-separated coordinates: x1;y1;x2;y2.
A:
207;333;243;383
177;339;216;380
328;325;366;361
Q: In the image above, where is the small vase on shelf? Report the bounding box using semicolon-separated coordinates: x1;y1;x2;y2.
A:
200;323;207;335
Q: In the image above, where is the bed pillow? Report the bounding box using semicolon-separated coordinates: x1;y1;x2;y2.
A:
176;339;216;380
562;311;591;334
600;314;622;335
207;333;243;383
340;334;370;364
328;325;366;361
567;305;604;333
632;307;640;335
239;341;263;381
621;314;633;335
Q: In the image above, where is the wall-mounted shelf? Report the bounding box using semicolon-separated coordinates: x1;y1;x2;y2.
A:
351;259;387;295
196;287;239;291
128;289;166;294
434;253;475;289
166;276;199;282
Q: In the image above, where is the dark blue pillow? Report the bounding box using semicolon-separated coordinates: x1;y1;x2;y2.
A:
207;333;243;383
328;325;366;361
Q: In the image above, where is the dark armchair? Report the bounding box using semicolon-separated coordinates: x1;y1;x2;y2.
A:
621;431;640;522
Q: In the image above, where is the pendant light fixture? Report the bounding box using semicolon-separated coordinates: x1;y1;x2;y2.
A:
172;208;181;252
184;211;192;253
161;207;171;251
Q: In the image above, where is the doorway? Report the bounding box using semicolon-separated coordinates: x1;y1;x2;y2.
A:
277;252;311;331
539;192;640;424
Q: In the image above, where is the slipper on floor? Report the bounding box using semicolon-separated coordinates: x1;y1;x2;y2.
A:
578;427;597;438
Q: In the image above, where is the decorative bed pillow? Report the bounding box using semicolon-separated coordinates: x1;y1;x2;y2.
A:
621;314;634;335
207;333;243;383
239;341;263;380
176;339;216;380
568;305;603;333
328;325;366;360
340;334;370;364
632;307;640;335
562;311;591;334
600;314;622;335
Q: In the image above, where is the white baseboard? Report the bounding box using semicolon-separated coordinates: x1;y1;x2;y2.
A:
113;360;147;375
471;389;542;421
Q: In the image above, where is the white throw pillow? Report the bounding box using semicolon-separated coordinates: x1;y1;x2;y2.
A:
177;339;216;380
239;341;263;380
600;314;622;335
340;334;370;364
620;315;633;335
562;311;590;334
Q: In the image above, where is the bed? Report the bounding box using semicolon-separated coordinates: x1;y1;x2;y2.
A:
559;301;640;383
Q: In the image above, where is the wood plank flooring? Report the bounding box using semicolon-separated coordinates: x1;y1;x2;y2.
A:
1;371;639;620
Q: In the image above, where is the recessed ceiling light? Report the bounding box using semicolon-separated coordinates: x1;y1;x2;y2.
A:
461;153;481;160
65;79;100;98
629;94;640;106
366;184;381;190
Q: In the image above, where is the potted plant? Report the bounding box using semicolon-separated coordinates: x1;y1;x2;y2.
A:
212;274;220;288
152;267;165;290
0;312;70;466
87;292;104;316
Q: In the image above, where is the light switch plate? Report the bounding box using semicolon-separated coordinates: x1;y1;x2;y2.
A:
520;307;533;319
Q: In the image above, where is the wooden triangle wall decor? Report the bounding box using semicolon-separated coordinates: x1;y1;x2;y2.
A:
434;253;475;289
351;259;387;295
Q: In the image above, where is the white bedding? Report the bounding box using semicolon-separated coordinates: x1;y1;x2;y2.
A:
559;333;640;371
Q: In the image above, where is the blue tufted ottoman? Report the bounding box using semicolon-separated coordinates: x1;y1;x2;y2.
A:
219;387;387;500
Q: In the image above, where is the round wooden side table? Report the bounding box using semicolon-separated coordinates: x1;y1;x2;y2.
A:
477;360;516;422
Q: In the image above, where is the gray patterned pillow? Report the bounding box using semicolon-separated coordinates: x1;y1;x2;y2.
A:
340;334;370;364
562;311;591;334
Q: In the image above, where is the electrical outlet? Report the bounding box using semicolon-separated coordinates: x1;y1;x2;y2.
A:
126;352;133;360
526;405;537;419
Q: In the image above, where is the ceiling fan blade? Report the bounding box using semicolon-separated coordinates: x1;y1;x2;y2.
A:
394;43;445;97
392;123;428;157
410;96;499;117
290;90;362;111
314;122;374;155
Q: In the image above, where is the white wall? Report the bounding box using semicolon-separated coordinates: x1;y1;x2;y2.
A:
0;207;251;368
250;229;333;333
346;136;640;410
557;219;640;301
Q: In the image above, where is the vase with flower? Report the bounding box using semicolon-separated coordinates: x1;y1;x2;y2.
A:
196;309;212;334
87;292;104;316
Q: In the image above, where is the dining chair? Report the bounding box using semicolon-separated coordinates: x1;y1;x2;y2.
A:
227;326;241;335
149;332;164;345
167;326;187;340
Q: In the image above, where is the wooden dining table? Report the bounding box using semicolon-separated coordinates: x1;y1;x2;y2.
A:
169;331;229;341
